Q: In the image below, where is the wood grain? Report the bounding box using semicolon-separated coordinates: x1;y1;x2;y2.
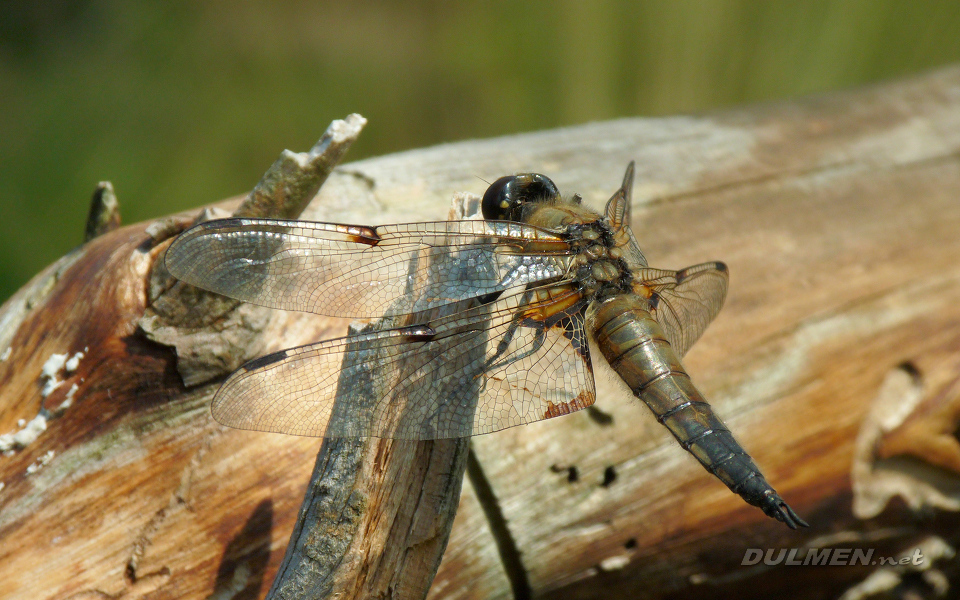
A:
2;67;960;599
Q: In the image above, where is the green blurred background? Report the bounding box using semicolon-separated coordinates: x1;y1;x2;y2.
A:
3;0;960;304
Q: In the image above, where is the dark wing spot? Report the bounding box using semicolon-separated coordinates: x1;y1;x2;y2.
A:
346;225;382;246
477;290;505;305
214;217;247;229
543;390;596;419
399;325;437;343
243;350;288;371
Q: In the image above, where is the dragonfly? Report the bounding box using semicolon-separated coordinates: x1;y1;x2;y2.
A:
165;162;807;529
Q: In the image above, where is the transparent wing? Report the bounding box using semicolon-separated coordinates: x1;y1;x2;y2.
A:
635;262;729;357
165;217;574;319
603;161;635;231
211;285;596;439
604;162;647;269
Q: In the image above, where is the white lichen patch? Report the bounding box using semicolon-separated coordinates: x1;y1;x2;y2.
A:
40;349;85;398
60;384;80;410
598;554;631;571
0;482;5;492
0;348;85;455
0;414;48;452
0;347;10;361
64;349;85;373
40;353;69;397
25;450;55;475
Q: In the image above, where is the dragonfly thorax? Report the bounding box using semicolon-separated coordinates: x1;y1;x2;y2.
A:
522;202;634;300
481;172;634;300
569;221;633;299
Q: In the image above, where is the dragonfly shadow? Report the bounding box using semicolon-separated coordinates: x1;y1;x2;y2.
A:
209;499;273;600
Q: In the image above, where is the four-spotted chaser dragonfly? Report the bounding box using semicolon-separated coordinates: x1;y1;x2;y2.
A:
165;162;807;529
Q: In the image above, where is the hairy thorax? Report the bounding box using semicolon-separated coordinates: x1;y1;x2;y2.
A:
524;202;634;301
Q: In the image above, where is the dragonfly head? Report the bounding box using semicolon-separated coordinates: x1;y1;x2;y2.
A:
482;173;561;221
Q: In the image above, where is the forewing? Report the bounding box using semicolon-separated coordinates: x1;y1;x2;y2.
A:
165;217;573;319
603;161;635;231
211;285;596;439
636;261;729;357
603;162;647;269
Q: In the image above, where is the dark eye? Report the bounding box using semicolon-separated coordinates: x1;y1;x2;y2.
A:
481;173;560;221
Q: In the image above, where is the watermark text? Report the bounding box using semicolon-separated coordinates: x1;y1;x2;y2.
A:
742;548;925;567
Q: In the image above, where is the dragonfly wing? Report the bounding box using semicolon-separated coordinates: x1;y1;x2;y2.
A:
635;261;729;357
165;217;573;319
469;287;595;435
211;285;595;439
603;163;647;269
603;161;635;231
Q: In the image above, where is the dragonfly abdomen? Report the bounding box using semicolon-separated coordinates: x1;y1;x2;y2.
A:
591;294;807;528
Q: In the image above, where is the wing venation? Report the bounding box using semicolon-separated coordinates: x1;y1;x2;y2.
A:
635;261;729;357
165;217;573;318
211;284;596;439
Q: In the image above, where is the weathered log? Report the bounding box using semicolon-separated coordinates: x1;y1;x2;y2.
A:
3;66;960;600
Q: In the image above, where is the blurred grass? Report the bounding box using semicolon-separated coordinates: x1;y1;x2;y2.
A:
2;0;960;303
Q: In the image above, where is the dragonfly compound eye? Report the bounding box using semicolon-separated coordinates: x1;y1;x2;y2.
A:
481;173;561;221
